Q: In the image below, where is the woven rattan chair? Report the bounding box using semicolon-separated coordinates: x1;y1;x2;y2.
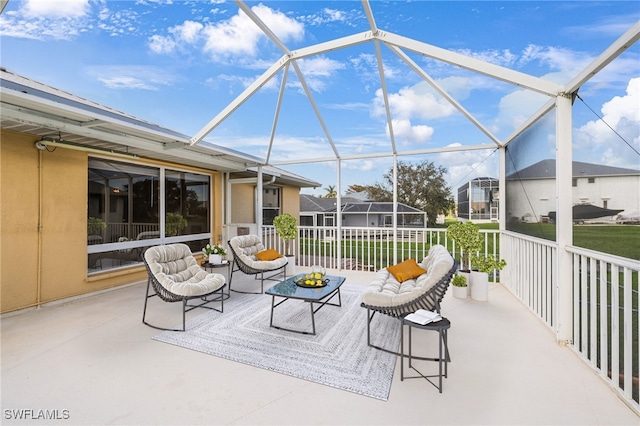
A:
227;235;288;294
360;244;457;355
142;243;226;331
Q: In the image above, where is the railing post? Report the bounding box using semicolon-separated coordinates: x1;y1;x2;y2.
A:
556;93;573;345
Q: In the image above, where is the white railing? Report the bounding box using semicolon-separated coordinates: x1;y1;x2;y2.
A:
568;246;639;411
502;231;639;412
502;232;558;329
261;225;499;272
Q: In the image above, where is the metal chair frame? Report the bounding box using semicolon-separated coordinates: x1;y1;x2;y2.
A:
361;258;457;357
142;250;225;332
227;240;288;294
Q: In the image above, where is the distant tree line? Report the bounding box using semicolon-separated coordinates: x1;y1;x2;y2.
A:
321;160;455;227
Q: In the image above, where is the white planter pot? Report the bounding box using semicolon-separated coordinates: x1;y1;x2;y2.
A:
452;285;467;299
471;271;489;302
285;255;296;277
458;270;472;297
209;254;222;264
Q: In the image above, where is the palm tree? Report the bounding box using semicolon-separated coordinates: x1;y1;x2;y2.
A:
323;185;337;198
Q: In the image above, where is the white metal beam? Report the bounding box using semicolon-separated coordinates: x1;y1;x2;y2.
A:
189;57;288;146
564;20;640;94
289;31;374;60
235;0;290;54
290;59;341;158
266;63;290;164
388;44;502;146
502;98;556;148
380;31;563;96
374;40;397;154
269;143;496;165
362;0;378;34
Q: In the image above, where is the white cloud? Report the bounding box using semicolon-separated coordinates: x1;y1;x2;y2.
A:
87;65;176;90
148;34;177;54
0;0;141;40
494;88;549;132
209;73;279;92
438;144;499;191
388;119;434;144
372;81;457;120
349;53;404;92
171;20;203;44
575;77;640;168
22;0;89;18
301;7;360;27
287;56;346;93
517;44;599;89
148;4;304;64
455;48;517;68
149;20;203;54
201;4;303;62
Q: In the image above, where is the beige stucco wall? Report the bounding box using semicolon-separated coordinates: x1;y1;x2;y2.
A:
0;129;225;313
230;183;255;223
229;183;301;224
281;185;300;217
1;131;40;311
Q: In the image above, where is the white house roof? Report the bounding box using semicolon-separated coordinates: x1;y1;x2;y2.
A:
507;159;640;180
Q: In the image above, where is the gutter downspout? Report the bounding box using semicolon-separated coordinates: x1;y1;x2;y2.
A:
37;147;43;307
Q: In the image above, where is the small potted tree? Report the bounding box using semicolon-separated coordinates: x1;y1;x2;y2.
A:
470;254;507;302
452;274;467;299
446;221;482;295
273;213;298;275
446;221;482;270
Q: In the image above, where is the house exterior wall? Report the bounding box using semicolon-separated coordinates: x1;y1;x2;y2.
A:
281;185;300;217
229;184;300;223
506;178;556;222
506;175;639;222
573;175;639;211
0;129;225;313
231;183;255;223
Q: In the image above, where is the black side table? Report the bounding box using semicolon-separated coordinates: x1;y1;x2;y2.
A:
400;315;451;393
202;260;231;299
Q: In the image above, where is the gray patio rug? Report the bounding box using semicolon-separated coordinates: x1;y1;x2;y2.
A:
152;284;400;400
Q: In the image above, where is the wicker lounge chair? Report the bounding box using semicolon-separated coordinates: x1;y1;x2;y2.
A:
360;244;457;355
142;243;226;331
228;234;288;294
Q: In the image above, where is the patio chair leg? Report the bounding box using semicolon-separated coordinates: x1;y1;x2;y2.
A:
142;278;152;325
182;299;187;332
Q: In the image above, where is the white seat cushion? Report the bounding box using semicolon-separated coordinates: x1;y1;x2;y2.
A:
229;235;288;270
361;245;453;307
144;244;225;297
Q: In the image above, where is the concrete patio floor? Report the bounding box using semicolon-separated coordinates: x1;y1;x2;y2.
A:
1;269;638;425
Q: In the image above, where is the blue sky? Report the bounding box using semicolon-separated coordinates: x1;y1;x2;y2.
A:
1;0;639;196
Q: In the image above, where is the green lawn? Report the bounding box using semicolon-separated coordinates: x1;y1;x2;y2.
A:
506;223;640;260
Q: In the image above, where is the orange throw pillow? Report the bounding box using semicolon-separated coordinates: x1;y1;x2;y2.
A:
255;248;283;261
387;259;427;283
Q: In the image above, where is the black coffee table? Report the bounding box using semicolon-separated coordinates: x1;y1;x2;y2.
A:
265;274;346;335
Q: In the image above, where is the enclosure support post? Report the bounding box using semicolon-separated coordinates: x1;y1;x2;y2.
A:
556;93;573;345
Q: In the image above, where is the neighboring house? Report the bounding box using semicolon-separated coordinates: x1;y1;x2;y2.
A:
457;177;500;222
505;159;640;223
300;194;426;228
0;69;318;313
